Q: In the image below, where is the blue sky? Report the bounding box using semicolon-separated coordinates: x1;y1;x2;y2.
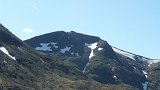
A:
0;0;160;59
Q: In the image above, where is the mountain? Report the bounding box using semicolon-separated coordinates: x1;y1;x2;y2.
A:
0;24;137;90
25;31;160;90
0;22;159;90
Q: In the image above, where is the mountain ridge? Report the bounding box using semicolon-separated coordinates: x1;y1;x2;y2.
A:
25;30;160;60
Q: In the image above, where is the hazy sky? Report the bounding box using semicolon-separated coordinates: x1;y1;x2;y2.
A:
0;0;160;59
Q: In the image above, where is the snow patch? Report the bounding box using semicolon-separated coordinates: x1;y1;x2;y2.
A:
50;42;58;48
88;42;98;50
0;47;16;60
142;81;148;90
60;46;71;53
112;47;135;60
113;75;117;79
76;53;79;56
70;52;79;56
40;58;45;62
2;60;7;64
142;70;148;78
89;50;94;59
147;59;160;65
71;52;74;55
148;64;151;67
88;42;98;59
98;48;103;51
35;43;52;51
133;66;136;69
71;52;79;56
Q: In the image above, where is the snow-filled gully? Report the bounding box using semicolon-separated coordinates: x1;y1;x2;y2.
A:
82;42;98;73
142;70;148;90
